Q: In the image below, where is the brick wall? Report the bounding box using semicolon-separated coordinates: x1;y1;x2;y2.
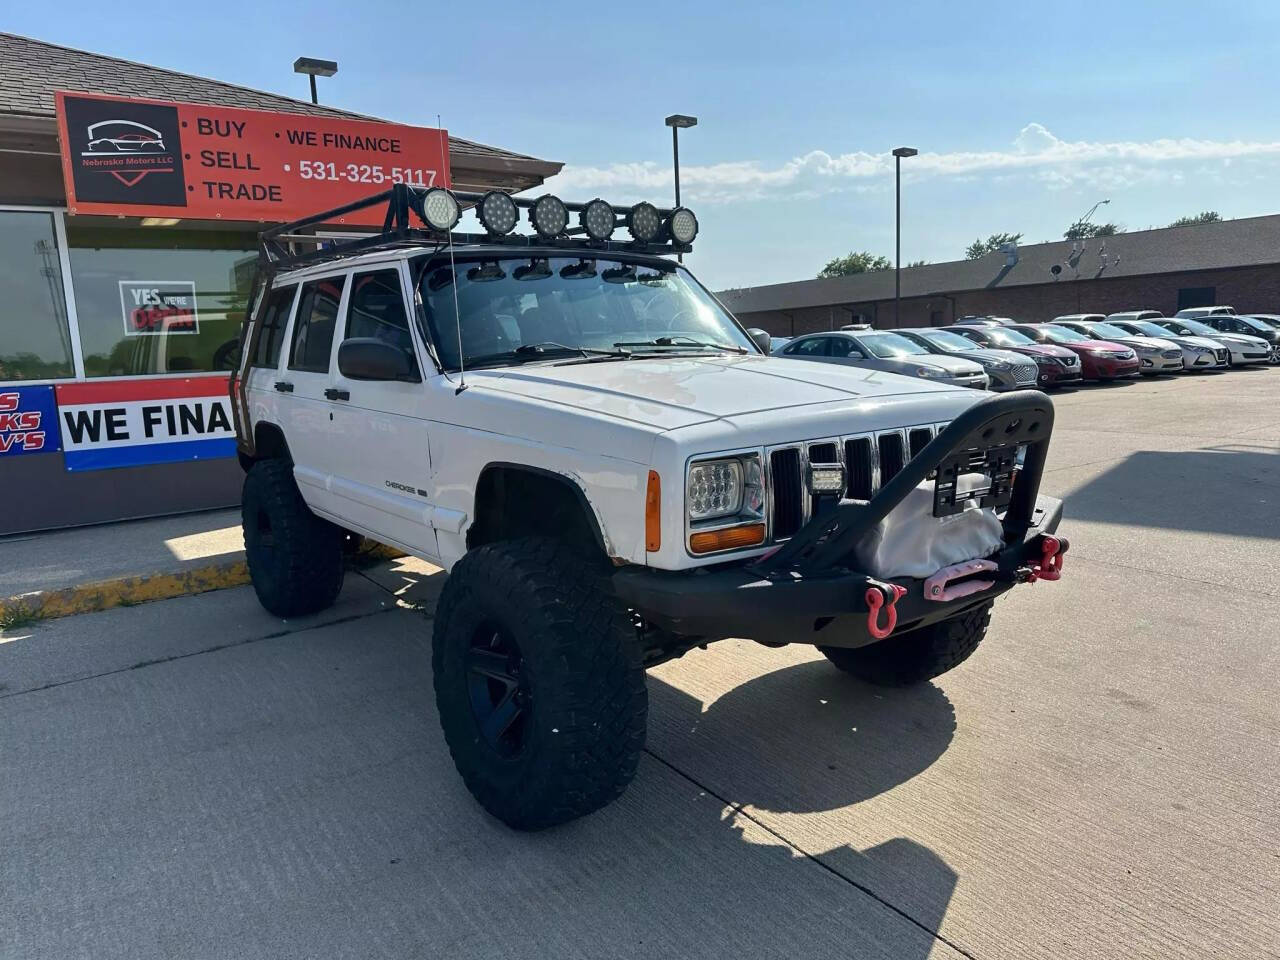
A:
735;264;1280;336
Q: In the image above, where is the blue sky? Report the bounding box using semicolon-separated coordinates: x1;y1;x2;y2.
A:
11;0;1280;288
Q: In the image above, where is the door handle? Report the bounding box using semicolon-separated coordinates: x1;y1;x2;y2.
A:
274;380;294;393
324;388;351;401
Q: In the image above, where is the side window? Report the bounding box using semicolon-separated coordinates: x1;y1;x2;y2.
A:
345;269;419;374
252;284;297;368
789;337;828;356
830;338;864;358
289;275;346;373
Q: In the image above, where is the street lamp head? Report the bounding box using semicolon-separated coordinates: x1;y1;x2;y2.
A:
293;57;338;77
665;114;698;129
892;146;918;158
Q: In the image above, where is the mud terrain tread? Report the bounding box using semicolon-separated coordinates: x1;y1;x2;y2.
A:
819;601;993;687
433;537;647;830
242;459;344;617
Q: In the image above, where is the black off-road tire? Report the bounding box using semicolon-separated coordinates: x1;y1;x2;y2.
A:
242;459;344;617
818;601;993;687
433;537;647;830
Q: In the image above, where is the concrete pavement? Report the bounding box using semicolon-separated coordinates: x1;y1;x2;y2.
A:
2;369;1278;958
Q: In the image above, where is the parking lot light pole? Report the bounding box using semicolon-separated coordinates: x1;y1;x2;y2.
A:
892;147;918;327
666;114;697;262
293;57;338;105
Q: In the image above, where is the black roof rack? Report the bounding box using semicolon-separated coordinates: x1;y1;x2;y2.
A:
257;183;693;274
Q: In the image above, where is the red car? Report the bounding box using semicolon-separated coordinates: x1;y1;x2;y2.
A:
1005;324;1140;381
942;324;1083;388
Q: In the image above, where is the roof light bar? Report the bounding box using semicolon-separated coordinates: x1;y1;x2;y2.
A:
531;194;569;238
478;190;519;235
418;187;460;232
581;198;616;241
627;202;662;243
668;207;698;245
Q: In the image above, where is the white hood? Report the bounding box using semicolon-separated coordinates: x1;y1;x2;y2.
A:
465;354;969;432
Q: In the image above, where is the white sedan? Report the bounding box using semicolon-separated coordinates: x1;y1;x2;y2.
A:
1157;318;1272;366
1106;319;1227;371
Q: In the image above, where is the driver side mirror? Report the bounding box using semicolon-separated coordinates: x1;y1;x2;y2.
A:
338;338;420;382
747;328;772;353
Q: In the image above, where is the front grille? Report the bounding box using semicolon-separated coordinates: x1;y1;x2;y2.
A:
878;433;906;483
1215;348;1228;362
908;428;933;458
844;437;874;500
1013;364;1037;384
1059;355;1078;366
769;448;804;539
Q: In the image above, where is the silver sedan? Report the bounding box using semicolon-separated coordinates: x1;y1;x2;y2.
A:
890;327;1039;390
775;329;989;389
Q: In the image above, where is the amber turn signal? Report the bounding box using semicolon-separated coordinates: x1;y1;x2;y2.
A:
688;523;766;555
645;471;661;552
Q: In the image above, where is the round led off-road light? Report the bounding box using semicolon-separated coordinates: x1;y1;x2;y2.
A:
627;202;662;242
478;190;519;235
419;188;460;232
530;194;569;238
668;207;699;245
580;198;616;241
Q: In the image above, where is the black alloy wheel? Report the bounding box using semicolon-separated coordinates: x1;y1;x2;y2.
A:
466;623;531;758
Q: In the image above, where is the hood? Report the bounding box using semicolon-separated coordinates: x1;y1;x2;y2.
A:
1166;335;1222;350
1216;332;1270;347
1111;335;1179;353
1072;339;1133;354
969;348;1036;366
890;353;983;375
1009;342;1077;360
463;353;965;432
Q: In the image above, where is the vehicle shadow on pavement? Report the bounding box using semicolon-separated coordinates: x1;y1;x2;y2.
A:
1061;446;1280;538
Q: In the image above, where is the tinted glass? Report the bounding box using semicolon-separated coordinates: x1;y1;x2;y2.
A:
789;337;828;356
290;276;346;373
66;222;254;377
829;337;863;358
252;285;297;368
1031;325;1091;344
1085;322;1133;339
983;328;1035;346
418;256;754;372
859;332;928;358
345;269;416;363
918;330;975;351
0;211;74;381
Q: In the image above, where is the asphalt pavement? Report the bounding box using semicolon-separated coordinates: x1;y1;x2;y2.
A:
2;368;1278;959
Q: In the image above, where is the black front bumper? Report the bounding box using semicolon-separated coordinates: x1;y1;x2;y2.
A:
613;391;1066;650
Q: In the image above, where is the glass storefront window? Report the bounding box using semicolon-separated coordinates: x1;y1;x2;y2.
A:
0;210;75;382
65;220;256;377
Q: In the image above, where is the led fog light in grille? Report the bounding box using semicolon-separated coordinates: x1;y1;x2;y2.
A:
478;190;518;235
580;199;616;241
531;195;569;237
688;459;743;521
418;188;460;232
668;207;699;244
807;463;846;496
627;202;662;242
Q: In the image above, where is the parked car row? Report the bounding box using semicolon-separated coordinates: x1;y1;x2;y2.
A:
769;306;1278;390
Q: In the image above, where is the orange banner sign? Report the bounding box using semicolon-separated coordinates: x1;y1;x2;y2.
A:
55;91;450;225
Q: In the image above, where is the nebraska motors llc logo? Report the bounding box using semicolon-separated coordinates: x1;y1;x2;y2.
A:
62;95;188;206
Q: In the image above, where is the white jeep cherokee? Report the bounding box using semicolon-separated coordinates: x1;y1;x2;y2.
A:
231;186;1068;830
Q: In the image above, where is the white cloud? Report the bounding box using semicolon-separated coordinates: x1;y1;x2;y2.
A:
547;123;1280;203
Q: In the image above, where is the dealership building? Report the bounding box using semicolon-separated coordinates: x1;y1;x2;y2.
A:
0;32;561;535
718;216;1280;335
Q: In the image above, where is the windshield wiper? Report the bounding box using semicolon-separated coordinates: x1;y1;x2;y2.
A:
515;341;630;359
614;335;747;354
463;343;632;370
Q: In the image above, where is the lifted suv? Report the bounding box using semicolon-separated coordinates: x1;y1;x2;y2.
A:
231;185;1068;830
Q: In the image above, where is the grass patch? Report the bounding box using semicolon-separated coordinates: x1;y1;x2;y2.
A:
0;601;46;632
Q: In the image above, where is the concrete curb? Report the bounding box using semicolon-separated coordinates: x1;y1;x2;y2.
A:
0;544;404;625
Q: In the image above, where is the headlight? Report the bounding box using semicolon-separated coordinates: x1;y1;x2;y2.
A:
981;359;1011;371
914;366;944;378
687;455;763;522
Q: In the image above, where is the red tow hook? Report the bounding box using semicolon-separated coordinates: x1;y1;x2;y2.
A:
865;582;907;640
1023;535;1068;583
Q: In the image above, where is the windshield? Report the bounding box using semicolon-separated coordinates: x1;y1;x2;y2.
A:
858;332;929;358
417;256;754;371
1170;318;1219;336
982;328;1035;347
1240;316;1276;331
1031;324;1091;344
1131;321;1178;337
918;330;977;351
1085;322;1134;339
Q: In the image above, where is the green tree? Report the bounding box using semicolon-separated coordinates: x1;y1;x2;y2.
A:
817;251;892;278
1064;221;1122;240
964;232;1023;260
1168;211;1221;227
905;259;928;268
